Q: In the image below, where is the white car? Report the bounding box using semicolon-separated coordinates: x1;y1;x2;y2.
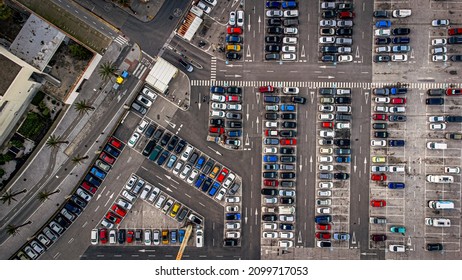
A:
389;244;406;252
226;222;241;229
279;190;295;196
319;113;334;121
428;116;445;122
432;38;447;46
211;94;225;102
392;9;411;18
335;122;350;129
319;130;334;138
371;166;388;172
226;205;239;212
389;106;405;113
137;95;152;107
321;2;336;9
319;36;335;44
264;197;278;204
445;167;461;174
197;1;211;14
279;232;294;239
319;182;333;189
196;229;204;247
282;53;297;61
375;97;390;103
142;87;157;100
371;140;386;147
262;232;278;238
337;20;353;27
264;147;278;153
215;188;226;201
212;102;226;110
319;165;333;171
317;207;331;214
320;20;336;27
76;188;92;202
432;47;447;54
116;198;133;209
316;199;331;206
374;106;389;113
237;10;244;26
432;19;449;26
265;121;278;128
284;27;298;35
375;29;391;36
203;0;217;6
223;173;236;188
284;10;298;17
319;147;333;154
127;132;140;148
376;46;391;53
282;45;296;53
263;223;277;230
389;166;405;173
283;37;297;44
432;55;448;62
338;47;352;53
430;123;446;130
136;119;148;133
319;105;334;112
227;104;242;110
338;55;353;62
283;87;299;94
179;164;192;180
186;169;199;184
229;11;236;25
392;54;408;62
318;190;332;197
267;10;283;17
209;110;225;117
279;215;295;222
318;156;333;162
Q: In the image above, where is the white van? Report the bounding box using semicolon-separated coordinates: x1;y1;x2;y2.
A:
91;229;98;245
427;142;447;150
425;218;451;227
428;200;454;209
426;175;454;183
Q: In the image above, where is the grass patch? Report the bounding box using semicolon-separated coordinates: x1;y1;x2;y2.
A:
18;112;46;140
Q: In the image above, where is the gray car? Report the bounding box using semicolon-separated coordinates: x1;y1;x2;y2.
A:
335;37;353;45
264;138;280;145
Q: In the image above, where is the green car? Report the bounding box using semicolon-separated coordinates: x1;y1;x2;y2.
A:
390;226;406;234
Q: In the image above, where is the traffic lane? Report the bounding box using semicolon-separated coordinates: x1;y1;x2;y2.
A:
245;0;265;62
353;0;375;65
299;0;321;64
40;149;146;260
166;37;212;76
72;0;130;31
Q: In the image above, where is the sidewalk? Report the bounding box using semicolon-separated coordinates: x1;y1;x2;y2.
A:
0;42;142;259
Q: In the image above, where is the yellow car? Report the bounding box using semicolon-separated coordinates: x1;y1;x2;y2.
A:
162;230;169;244
210;165;221;179
169;203;181;218
372;156;386;163
226;44;241;51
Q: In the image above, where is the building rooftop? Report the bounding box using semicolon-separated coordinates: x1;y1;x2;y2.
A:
0;54;21;97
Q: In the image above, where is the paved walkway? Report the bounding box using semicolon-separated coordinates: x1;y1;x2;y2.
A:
0;41;142;259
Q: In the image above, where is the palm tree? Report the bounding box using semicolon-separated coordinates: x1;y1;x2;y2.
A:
5;221;32;237
74;99;95;115
98;61;118;81
37;189;60;203
45;134;69;149
0;189;27;205
71;155;89;165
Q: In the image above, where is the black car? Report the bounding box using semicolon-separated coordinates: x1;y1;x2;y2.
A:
450;55;462;62
280;197;294;204
319;88;335;95
280;172;295;179
388;115;407;122
280;223;294;230
392;28;410;35
375;131;389;138
265;45;281;52
263;172;277;179
291;96;306;104
210;118;224;127
336;28;353;36
280;147;295;154
280;130;296;137
280;156;296;163
373;10;389;18
118;229;126;244
142;140;156;156
426;98;444;105
227;87;242;94
374;55;391;62
265;36;281;43
282;121;297;128
392;37;410;44
64;202;82;215
265;53;280;60
267;18;282;26
334;173;349;180
335;97;351;104
281;113;296;120
446;115;462;122
156;150;170;166
226;52;241;60
174;139;187;154
103;144;120;158
144;124;156;137
427;89;444;96
227;121;242;128
427;243;443;251
202;159;215;174
160;133;172;146
261;188;278;196
201;178;213;192
320;46;338;54
152;128;164;142
448;36;462;44
322;10;336;18
334;139;350;146
389;140;405;147
320;28;335;36
262;214;278;221
223;239;238;247
55;214;72;228
167;136;179;151
321;55;336;63
265;113;279;120
375;37;391;44
267;27;283;34
373;123;387;129
319;139;333;145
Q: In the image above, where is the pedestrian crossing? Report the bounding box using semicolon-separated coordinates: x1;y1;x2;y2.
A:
191;79;462;89
210;57;217;82
113;35;129;46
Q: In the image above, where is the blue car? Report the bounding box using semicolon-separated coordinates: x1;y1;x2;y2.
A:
90;167;106;180
226;35;243;43
263;155;278;162
194;174;206;188
282;1;297;9
281;104;296;111
178;229;185;243
266;1;281;8
315;215;332;224
376;20;391;28
228;130;242;137
390;88;407;95
211;86;225;94
388;182;405;189
170;230;177;244
64;202;82;215
225;213;241;220
334;233;350;240
208;182;220;196
335;156;351;163
195;156;206;170
201;178;213;192
156;150;170;166
389;139;405;147
103;144;120;158
85;173;101;187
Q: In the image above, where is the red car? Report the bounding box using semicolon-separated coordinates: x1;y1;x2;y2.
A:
316;224;331;231
339;11;355;19
227;27;243;34
226;95;241;102
99;228;108;244
315;232;331;240
81;181;97;194
259;85;274;93
99;152;115;165
126;230;134;243
370;200;386;207
321;122;333;128
108;137;124;150
372;114;387;120
448;28;462;35
216;168;229;183
265;130;278;136
391;97;406;104
209;126;225;134
446;88;462;95
111;204;127;217
263;180;278;187
280;139;297;145
105;211;122;224
371;173;387;181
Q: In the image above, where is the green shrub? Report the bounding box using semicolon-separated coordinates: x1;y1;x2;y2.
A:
0;168;5;178
39;100;47;110
31;91;45;106
69;44;92;60
9;139;23;148
0;153;14;164
18;112;45;139
42;108;50;116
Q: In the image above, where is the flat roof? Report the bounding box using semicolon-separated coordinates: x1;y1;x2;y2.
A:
0;53;21;97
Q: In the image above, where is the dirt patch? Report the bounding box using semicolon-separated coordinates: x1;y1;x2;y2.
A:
0;8;28;44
